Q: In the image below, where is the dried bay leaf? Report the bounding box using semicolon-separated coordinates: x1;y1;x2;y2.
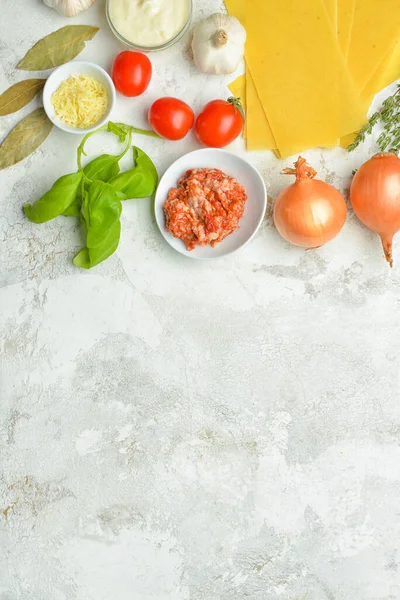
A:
0;79;46;116
17;25;99;71
0;108;53;170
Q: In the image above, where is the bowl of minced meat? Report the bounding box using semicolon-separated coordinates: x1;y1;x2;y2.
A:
154;149;267;259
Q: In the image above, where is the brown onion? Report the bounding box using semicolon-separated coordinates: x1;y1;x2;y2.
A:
350;152;400;267
273;157;347;248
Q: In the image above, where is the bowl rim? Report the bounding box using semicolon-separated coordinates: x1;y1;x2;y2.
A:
42;60;116;135
105;0;193;52
154;147;267;261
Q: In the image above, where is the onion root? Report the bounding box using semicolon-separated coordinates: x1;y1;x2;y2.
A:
380;234;394;268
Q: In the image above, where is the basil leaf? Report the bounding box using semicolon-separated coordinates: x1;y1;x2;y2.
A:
24;172;83;223
107;121;132;143
83;180;122;249
81;187;90;227
74;181;122;269
109;146;158;199
83;153;120;182
62;193;82;217
62;154;121;217
108;170;144;197
132;147;158;197
73;221;121;269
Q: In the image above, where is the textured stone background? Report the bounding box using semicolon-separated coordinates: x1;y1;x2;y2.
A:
1;1;400;599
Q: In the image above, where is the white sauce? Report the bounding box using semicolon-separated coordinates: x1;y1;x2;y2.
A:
109;0;189;48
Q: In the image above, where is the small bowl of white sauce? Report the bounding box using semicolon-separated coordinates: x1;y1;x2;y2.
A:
106;0;192;51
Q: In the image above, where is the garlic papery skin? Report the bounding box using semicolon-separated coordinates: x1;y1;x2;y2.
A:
192;13;246;75
43;0;96;17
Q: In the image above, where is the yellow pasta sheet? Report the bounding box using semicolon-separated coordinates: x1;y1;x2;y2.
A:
225;0;276;151
341;41;400;147
340;1;400;147
347;0;400;92
245;0;364;157
337;0;355;57
227;0;400;154
362;41;400;100
226;0;354;154
246;72;278;152
226;0;333;152
229;73;281;154
228;74;246;137
324;0;338;32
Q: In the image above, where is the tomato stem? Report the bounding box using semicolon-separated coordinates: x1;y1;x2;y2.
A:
227;96;245;122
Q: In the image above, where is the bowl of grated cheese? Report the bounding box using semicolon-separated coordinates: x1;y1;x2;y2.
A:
43;61;116;134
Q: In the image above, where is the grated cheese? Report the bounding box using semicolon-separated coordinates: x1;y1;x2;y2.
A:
51;75;108;129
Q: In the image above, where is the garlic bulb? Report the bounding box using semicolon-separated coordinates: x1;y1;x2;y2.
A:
192;13;246;75
43;0;96;17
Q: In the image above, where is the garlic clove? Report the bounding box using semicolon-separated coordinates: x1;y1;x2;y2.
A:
192;13;246;75
43;0;96;17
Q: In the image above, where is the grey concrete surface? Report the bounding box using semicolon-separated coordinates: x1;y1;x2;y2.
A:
1;1;400;599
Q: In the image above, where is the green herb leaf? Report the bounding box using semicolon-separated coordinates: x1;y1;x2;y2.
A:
70;188;124;219
107;122;132;143
132;147;158;197
77;122;133;174
82;180;122;248
74;180;123;269
349;84;400;153
73;221;121;269
25;119;158;269
62;197;82;217
62;154;121;216
24;172;83;223
17;25;99;71
109;170;143;197
0;107;53;170
0;79;46;116
83;153;121;182
109;146;158;199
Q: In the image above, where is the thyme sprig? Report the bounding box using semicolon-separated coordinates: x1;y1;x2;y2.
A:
348;85;400;153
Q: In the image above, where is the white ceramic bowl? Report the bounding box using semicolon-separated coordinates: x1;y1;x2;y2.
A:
154;148;267;259
42;61;116;134
106;0;193;51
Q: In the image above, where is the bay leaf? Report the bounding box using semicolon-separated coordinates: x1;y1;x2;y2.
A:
0;79;46;116
0;108;53;170
17;25;99;71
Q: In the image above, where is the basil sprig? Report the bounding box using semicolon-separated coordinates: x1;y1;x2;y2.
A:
24;121;159;269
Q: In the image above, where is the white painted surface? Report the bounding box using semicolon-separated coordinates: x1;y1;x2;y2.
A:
1;1;400;599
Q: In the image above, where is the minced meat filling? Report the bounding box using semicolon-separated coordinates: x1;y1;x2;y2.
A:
164;168;248;251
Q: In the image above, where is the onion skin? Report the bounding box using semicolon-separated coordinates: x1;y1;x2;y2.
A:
350;152;400;267
273;157;347;248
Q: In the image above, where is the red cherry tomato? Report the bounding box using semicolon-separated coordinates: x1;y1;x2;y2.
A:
112;51;152;97
148;97;194;141
195;97;245;147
